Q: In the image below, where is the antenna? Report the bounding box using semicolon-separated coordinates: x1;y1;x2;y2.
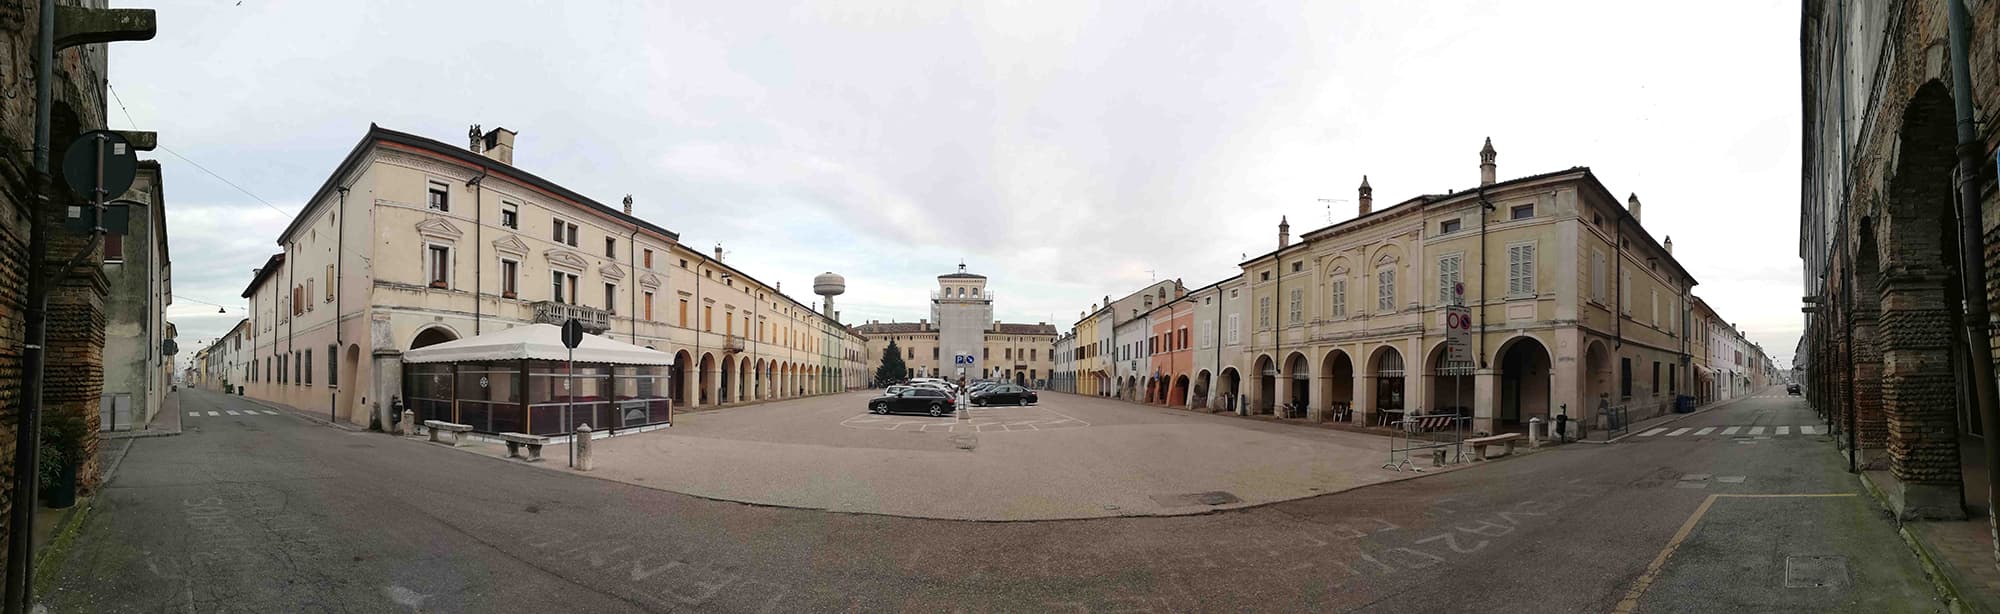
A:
1317;197;1347;224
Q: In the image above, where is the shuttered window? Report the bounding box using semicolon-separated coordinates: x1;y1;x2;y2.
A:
1329;279;1346;317
1437;255;1462;305
1376;268;1396;312
1507;243;1536;296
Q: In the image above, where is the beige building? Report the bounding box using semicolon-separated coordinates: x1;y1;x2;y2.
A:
856;266;1056;386
237;124;867;428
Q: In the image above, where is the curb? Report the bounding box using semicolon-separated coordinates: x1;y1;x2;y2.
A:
1856;470;1976;613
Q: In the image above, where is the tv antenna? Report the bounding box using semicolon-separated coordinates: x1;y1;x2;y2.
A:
1317;197;1348;225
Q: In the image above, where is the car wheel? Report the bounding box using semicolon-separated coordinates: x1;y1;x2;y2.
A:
871;402;888;414
973;398;985;407
1019;397;1029;407
929;403;943;417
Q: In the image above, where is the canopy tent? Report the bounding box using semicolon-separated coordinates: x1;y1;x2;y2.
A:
402;324;673;436
403;323;673;366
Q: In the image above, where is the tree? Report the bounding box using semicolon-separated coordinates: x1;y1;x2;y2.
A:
875;340;907;386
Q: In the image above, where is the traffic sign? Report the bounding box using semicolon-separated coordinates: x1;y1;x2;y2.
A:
561;319;584;349
1444;305;1473;363
62;130;138;199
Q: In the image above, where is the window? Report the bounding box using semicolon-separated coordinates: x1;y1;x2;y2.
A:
934;348;940;360
427;181;449;212
644;292;655;320
1438;255;1462;305
1005;348;1013;360
679;258;688;268
678;299;689;326
1507;243;1536;297
1620;270;1632;314
1031;348;1038;361
643;249;654;269
327;344;338;386
604;283;617;313
1439;219;1461;234
501;202;518;229
1227;314;1241;345
605;237;617;258
1377;268;1396;312
1330;279;1346;317
1510;204;1533;220
551;271;577;304
1651;290;1660;326
551;218;579;247
325;265;335;302
1258;296;1271;329
1651;361;1661;395
1291;261;1302;273
1230;289;1239;299
1591;249;1607;302
1669;367;1677;393
292;285;303;316
1593;212;1603;228
305;279;314;311
1288;288;1303;324
984;348;991;360
305;350;312;385
104;233;124;261
704;305;713;331
1620;357;1632;398
1260;271;1270;281
1178;328;1187;349
500;260;518;297
427;245;450;288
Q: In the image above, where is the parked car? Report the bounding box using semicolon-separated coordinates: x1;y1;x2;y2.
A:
884;385;914;397
1787;383;1801;395
970;384;1038;406
868;387;958;416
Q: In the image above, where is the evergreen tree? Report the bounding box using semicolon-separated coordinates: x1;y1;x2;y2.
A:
875;340;907;386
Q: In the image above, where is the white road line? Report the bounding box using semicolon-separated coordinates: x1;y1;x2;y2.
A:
1800;425;1818;435
205;411;219;417
1722;426;1742;435
1666;428;1692;437
262;410;280;415
1638;428;1669;437
1693;427;1716;436
1748;426;1765;435
1776;426;1791;436
224;410;240;416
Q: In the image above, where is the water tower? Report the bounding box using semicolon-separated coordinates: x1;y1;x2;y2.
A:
813;271;846;317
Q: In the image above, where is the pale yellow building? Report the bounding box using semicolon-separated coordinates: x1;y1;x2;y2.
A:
238;124;868;427
856;267;1056;386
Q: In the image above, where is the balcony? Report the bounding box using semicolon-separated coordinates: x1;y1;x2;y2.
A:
722;336;746;354
532;300;611;333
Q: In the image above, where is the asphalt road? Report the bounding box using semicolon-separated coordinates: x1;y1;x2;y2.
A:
39;387;1945;612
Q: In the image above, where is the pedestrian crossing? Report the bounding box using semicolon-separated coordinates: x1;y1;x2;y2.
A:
1636;424;1821;438
186;410;283;418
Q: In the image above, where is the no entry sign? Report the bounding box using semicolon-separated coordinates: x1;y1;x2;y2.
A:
1445;304;1472;362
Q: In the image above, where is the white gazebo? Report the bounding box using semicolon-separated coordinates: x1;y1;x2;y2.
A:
403;324;674;435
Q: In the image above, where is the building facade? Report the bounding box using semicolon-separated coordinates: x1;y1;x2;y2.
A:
235;124;868;428
856;265;1056;386
101;161;175;432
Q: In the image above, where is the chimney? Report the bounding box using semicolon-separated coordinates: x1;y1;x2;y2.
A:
1358;175;1373;215
1664;235;1673;255
1479;137;1497;186
468;124;483;154
622;194;634;216
1278;216;1291;248
713;244;724;261
479;127;517;165
1627;193;1643;225
835;310;842;322
920;318;928;326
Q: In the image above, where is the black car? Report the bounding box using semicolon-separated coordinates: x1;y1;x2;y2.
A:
970;384;1038;406
1787;383;1801;395
868;387;958;416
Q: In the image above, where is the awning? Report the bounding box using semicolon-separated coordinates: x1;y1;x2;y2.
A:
401;323;674;366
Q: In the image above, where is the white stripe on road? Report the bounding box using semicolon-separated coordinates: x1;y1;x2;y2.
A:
1694;427;1716;436
262;410;279;415
1722;426;1742;435
1800;425;1818;435
1776;426;1791;436
224;410;240;416
1748;426;1765;435
205;411;218;417
1638;428;1669;437
1666;428;1692;437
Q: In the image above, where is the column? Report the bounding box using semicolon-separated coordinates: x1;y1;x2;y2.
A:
1472;369;1499;434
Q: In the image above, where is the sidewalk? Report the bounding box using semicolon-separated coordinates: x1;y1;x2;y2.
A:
1859;438;2000;614
103;390;182;439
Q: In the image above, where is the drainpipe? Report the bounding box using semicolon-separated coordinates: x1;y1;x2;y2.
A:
1945;0;2000;564
333;186;346;425
628;227;639;343
1476;186;1496;368
467;166;487;335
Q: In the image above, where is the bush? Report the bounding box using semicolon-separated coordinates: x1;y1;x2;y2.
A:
38;411;89;486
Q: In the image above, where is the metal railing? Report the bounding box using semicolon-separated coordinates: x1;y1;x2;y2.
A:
1383;413;1469;471
532;300;610;332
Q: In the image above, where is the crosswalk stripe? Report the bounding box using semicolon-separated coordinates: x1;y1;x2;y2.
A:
1748;426;1765;435
1800;425;1818;435
1722;426;1741;435
224;410;240;416
1666;428;1692;437
1776;426;1791;435
262;410;279;415
1694;427;1716;436
1638;428;1668;437
206;411;219;417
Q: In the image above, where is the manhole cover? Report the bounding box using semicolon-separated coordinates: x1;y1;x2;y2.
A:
947;434;978;450
1785;555;1848;588
1194;491;1242;505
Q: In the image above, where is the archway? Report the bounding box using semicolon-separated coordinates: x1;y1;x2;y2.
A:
698;353;716;406
1367;346;1405;423
1015;371;1025;387
1193;369;1212;409
1320;350;1354;421
1282;352;1310;417
410;325;458;350
1426;341;1475;417
1218;367;1241;412
1584;340;1613;413
338;344;362;423
672;350;692;406
1497;336;1552;429
739;357;752;402
720;355;736;404
1253;354;1277;415
754;358;766;400
1171;374;1189;408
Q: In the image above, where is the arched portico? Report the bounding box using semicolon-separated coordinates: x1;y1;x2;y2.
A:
1496;335;1553;431
1320;349;1354;422
1364;345;1406;426
1280;351;1310;419
1252;354;1277;415
1218;367;1242;413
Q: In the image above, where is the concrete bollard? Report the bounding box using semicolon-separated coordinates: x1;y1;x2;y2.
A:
1431;448;1447;467
1528;417;1542;448
399;410;417;437
575;423;594;471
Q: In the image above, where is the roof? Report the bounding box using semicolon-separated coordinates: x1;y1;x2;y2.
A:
240;253;285;298
279;124;681;246
402;323;675;365
854;322;932;334
992;323;1056;336
939;272;987;279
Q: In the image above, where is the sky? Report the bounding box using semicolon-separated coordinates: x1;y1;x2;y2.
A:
118;1;1804;372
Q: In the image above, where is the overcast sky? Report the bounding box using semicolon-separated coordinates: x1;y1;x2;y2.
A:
119;1;1802;372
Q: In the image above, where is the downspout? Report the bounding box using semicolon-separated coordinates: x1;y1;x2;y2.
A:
1835;0;1858;472
467;166;488;335
334;186;346;425
1476;185;1497;367
628;228;638;343
1945;0;2000;562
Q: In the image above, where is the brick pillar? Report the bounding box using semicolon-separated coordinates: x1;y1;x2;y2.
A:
1851;304;1889;467
1877;273;1967;520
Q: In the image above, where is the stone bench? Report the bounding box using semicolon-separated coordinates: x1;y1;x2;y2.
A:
498;432;550;462
424;420;473;447
1467;433;1523;460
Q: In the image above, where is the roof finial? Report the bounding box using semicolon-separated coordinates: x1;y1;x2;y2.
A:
958;259;966;274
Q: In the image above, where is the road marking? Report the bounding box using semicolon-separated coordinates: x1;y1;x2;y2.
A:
1614;493;1859;613
1776;426;1790;436
224;410;240;416
1721;426;1741;435
1665;428;1691;437
263;410;280;415
1800;425;1818;435
1638;428;1668;437
1748;426;1765;435
206;411;219;417
1693;427;1715;436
